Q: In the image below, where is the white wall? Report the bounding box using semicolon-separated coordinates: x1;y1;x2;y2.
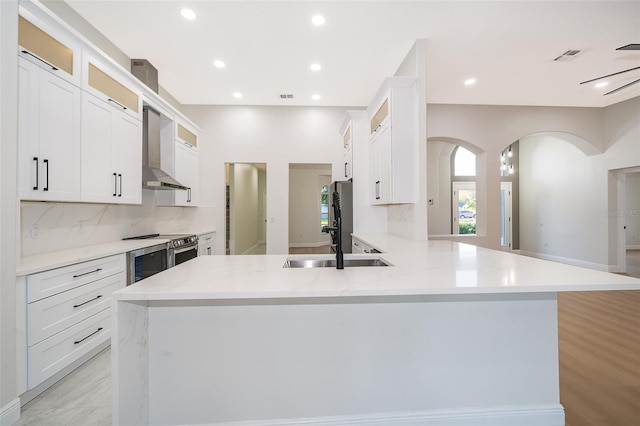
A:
230;164;259;254
519;134;606;267
625;173;640;248
182;105;347;255
427;99;640;270
288;165;331;247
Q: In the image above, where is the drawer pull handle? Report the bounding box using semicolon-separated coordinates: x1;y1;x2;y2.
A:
21;50;59;71
72;268;102;278
74;327;103;345
108;98;127;110
73;294;102;308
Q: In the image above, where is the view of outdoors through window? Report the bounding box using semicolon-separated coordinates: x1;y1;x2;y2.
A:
320;185;329;230
453;147;476;234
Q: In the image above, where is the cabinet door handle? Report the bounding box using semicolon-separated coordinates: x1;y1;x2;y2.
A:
207;247;211;255
43;159;49;191
33;157;39;190
375;180;381;200
73;294;103;308
108;98;127;110
21;50;58;71
187;188;192;202
344;162;348;178
73;268;102;278
113;173;117;196
74;327;103;345
118;174;122;197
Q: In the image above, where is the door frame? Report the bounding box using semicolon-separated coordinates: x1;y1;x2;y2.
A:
452;181;476;235
500;182;513;251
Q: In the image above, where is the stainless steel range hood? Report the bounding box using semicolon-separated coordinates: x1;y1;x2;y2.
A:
142;106;188;191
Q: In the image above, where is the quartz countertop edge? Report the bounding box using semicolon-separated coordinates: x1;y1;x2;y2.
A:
17;239;172;276
113;235;640;301
18;230;216;275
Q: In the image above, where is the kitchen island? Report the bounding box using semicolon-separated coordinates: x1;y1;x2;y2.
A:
112;235;640;425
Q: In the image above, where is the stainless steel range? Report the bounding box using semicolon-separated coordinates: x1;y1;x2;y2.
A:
124;233;198;285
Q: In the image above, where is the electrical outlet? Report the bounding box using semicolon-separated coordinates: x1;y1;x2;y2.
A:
31;224;39;239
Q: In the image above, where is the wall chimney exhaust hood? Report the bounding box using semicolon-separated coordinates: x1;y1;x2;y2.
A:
142;106;188;191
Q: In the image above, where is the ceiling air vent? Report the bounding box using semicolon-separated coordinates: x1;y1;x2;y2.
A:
553;49;584;62
280;94;294;99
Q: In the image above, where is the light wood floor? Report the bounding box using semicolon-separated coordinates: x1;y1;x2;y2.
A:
559;250;640;425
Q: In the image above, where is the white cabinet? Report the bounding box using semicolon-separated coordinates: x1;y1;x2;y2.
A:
351;236;382;254
341;124;353;180
24;254;125;389
18;14;81;87
80;92;142;204
367;78;418;205
18;57;81;202
158;141;199;206
198;232;215;256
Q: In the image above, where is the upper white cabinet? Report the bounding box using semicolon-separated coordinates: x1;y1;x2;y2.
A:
82;57;142;121
80;92;142;204
18;15;81;87
18;57;81;202
367;77;418;205
176;120;198;148
341;123;353;180
157;141;199;206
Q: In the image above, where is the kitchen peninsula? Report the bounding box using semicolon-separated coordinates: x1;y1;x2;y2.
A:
112;235;640;425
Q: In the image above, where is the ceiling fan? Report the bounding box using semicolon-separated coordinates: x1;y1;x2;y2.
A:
580;44;640;95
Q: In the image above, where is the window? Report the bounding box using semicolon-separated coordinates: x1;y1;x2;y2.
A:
454;146;476;177
452;146;476;234
320;185;329;230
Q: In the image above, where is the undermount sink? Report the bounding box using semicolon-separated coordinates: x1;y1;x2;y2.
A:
283;256;392;268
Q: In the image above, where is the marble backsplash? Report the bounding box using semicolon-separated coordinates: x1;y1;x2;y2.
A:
21;190;215;257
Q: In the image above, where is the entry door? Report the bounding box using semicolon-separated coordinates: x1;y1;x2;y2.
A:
500;182;513;250
452;182;476;234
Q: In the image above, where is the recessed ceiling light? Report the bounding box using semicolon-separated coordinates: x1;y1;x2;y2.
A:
594;81;609;89
464;78;476;86
213;60;225;69
232;92;243;99
312;94;321;100
311;15;325;26
181;8;196;20
310;63;322;71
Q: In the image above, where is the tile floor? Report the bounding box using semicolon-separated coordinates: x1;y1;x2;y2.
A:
15;348;111;425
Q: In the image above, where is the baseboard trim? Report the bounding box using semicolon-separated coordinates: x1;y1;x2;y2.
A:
0;398;21;425
518;250;610;272
213;404;565;426
241;243;260;255
627;245;640;250
289;242;331;248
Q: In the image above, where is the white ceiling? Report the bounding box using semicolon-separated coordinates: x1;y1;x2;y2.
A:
64;0;640;108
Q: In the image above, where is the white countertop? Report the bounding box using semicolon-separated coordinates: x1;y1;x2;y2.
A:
113;234;640;301
17;239;174;276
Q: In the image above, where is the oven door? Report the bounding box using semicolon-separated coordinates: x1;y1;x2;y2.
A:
126;243;169;285
172;244;198;267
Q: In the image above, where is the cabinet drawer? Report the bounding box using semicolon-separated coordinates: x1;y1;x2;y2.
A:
28;308;110;389
28;273;123;345
27;254;124;303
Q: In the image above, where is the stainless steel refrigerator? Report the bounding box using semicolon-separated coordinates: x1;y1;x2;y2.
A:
330;180;353;253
